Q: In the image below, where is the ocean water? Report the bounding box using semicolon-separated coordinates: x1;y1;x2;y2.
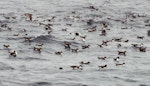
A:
0;0;150;86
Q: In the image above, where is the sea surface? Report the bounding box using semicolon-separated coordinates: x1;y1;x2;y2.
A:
0;0;150;86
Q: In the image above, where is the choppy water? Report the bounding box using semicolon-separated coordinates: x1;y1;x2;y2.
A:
0;0;150;86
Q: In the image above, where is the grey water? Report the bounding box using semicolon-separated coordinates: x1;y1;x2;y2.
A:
0;0;150;86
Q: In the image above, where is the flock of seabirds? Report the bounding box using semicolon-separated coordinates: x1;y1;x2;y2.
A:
1;4;150;71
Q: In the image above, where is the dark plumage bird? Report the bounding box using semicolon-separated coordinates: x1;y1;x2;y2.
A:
116;62;125;66
98;65;107;69
87;19;94;25
80;61;90;65
113;57;120;62
9;51;17;57
98;56;107;60
3;44;10;48
147;30;150;36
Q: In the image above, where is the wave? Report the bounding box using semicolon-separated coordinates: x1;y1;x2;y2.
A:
0;62;14;70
